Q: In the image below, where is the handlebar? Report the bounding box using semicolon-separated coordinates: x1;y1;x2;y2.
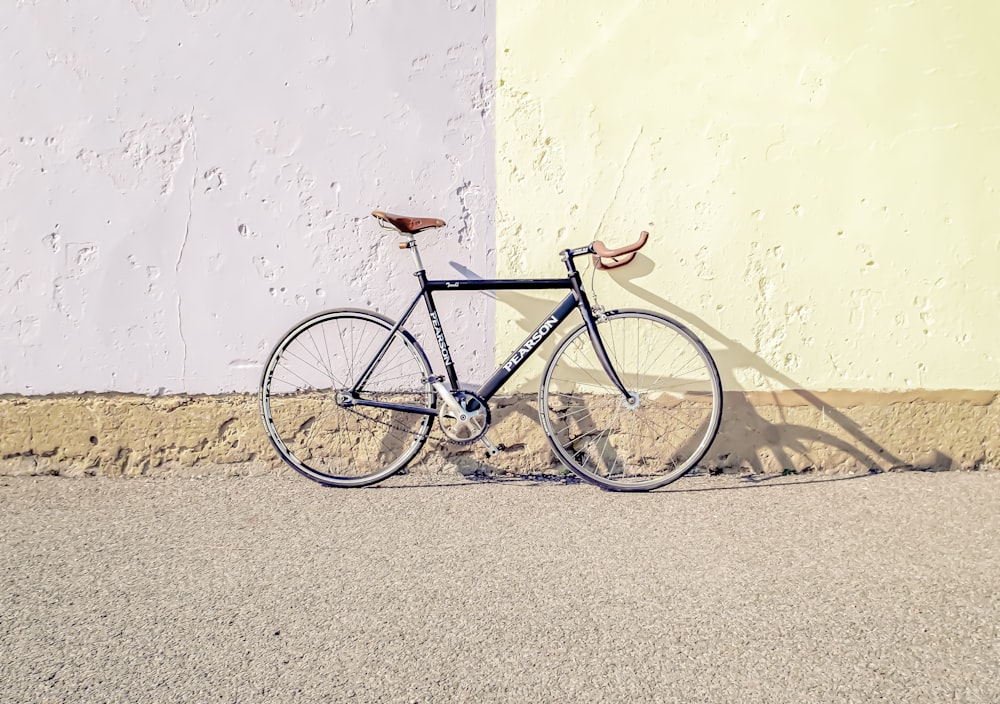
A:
591;231;649;270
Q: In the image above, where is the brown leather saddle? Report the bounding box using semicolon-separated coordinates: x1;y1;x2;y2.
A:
372;210;446;234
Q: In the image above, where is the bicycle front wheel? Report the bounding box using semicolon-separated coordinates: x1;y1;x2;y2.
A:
260;309;434;487
539;310;722;491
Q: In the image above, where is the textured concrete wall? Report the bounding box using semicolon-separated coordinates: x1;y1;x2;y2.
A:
2;392;996;476
0;0;495;395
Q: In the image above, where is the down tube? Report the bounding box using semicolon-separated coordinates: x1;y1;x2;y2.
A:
477;294;578;401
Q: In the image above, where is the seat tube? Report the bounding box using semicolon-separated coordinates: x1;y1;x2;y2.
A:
402;237;459;390
422;288;460;390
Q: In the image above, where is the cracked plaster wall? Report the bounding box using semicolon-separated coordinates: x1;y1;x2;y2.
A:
0;0;496;395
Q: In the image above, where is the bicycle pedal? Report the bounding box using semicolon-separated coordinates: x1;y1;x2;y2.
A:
479;435;505;458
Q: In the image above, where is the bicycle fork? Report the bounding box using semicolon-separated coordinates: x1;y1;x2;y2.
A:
580;309;640;408
563;255;638;407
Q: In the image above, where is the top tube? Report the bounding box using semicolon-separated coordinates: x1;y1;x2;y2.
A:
424;278;574;292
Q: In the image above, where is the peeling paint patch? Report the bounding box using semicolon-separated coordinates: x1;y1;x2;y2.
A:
77;115;194;196
181;0;220;16
42;229;61;254
0;142;22;189
253;256;284;281
202;167;225;193
67;243;100;278
129;0;152;18
289;0;325;14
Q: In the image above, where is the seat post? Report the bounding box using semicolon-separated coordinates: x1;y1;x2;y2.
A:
399;235;426;274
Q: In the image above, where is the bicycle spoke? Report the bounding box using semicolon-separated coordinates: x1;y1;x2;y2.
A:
288;347;345;389
305;328;336;384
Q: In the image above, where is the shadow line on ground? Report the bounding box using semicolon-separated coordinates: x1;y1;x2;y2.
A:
367;467;884;492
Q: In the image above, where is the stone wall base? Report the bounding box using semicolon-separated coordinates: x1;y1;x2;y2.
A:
1;390;996;478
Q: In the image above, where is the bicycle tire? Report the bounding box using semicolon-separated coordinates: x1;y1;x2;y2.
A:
260;308;434;487
538;310;722;491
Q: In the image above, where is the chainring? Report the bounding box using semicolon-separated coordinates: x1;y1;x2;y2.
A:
438;391;491;445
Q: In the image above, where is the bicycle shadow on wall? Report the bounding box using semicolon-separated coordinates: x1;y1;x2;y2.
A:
596;254;913;475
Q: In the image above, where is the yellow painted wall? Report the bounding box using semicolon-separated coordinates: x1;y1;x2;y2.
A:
496;0;1000;393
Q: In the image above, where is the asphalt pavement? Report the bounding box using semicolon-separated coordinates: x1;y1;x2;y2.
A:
1;469;998;703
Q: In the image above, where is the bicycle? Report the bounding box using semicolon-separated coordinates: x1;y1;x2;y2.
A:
259;210;723;491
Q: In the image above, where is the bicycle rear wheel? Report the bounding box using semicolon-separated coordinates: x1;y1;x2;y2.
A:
539;310;722;491
260;309;434;487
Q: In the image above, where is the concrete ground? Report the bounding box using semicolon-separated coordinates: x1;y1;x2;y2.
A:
1;469;998;703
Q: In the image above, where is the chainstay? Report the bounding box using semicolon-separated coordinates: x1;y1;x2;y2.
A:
339;391;481;447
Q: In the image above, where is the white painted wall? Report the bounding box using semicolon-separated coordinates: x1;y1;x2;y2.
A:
0;0;495;395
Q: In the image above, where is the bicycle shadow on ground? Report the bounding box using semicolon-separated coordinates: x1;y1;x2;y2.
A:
376;464;886;492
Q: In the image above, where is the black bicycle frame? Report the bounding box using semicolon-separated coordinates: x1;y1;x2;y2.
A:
347;250;633;416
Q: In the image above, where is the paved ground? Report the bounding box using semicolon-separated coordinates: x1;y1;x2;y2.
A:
1;469;998;703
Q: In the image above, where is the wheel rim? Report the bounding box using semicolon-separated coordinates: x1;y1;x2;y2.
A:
540;312;721;490
261;312;433;486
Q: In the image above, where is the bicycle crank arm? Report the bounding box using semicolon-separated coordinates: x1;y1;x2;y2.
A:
429;378;466;417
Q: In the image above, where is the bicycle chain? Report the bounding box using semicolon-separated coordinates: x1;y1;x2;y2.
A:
339;392;482;447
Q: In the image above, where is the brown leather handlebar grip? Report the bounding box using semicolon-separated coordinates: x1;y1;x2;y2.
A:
592;231;649;270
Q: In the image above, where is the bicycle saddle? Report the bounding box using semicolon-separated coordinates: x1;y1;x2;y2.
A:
372;210;446;234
